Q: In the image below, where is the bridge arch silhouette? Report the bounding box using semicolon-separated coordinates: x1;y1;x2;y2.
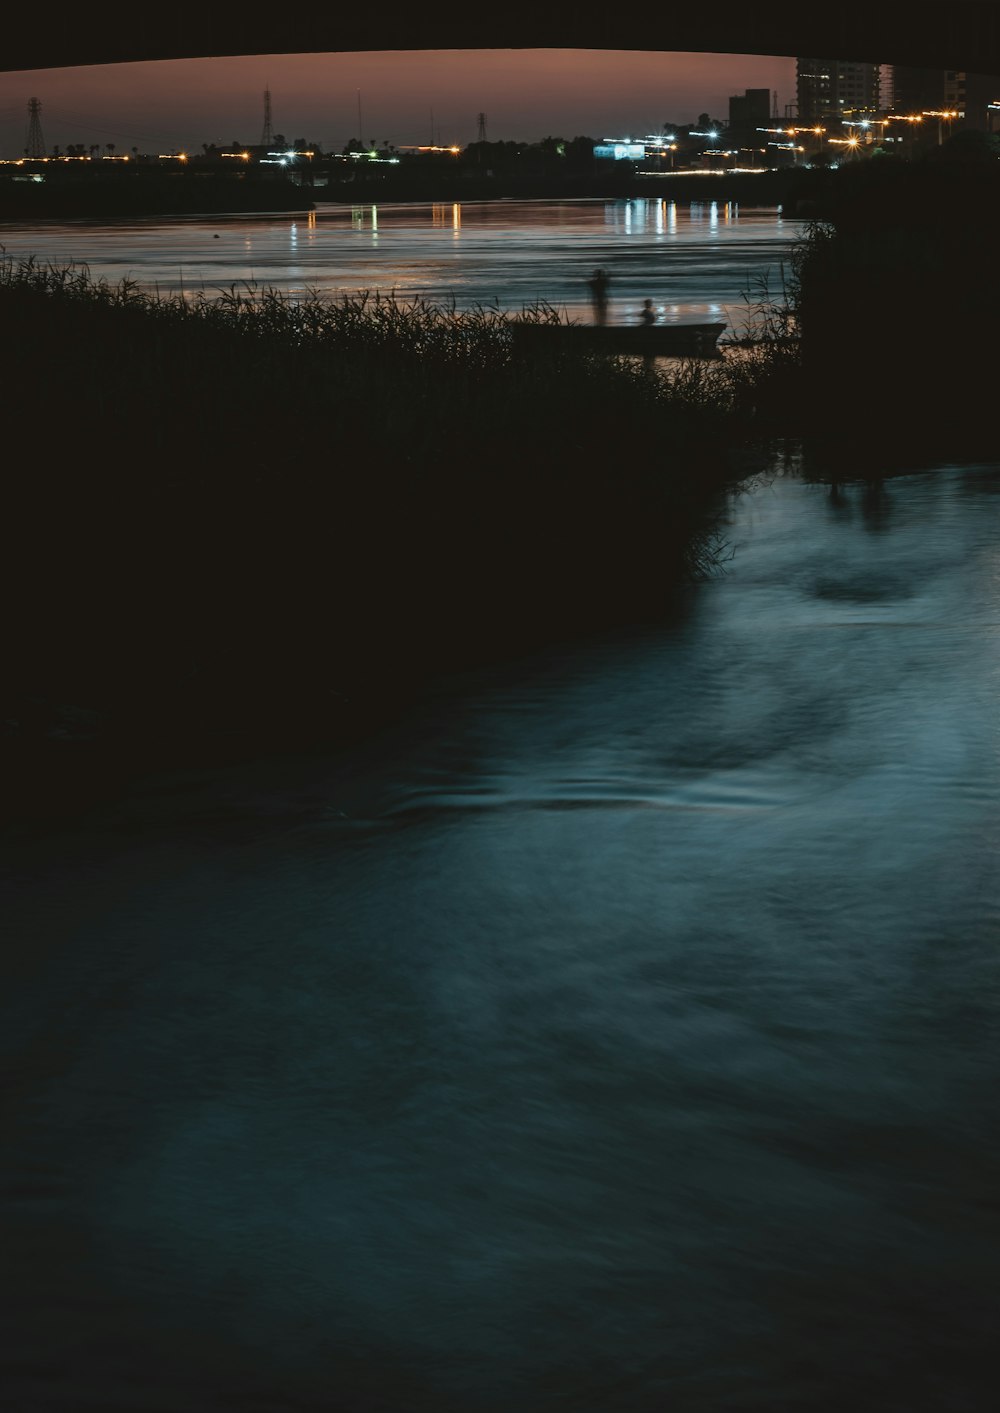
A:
2;4;1000;76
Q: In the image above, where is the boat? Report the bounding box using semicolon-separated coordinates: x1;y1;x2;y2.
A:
509;320;727;359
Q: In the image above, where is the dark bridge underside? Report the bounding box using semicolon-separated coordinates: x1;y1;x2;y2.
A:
3;3;1000;75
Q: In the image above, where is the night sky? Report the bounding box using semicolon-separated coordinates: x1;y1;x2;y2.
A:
0;49;796;155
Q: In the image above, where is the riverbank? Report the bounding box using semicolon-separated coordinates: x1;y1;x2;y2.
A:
0;172;312;218
3;149;996;226
312;168;828;209
0;164;831;220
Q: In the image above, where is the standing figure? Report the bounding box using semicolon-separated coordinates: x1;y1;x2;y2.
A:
587;267;610;325
638;298;658;373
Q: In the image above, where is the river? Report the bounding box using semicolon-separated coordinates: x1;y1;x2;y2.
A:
4;456;1000;1412
0;196;800;331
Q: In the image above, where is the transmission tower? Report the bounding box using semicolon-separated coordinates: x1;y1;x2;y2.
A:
26;97;45;158
772;90;780;121
261;86;273;148
477;112;487;143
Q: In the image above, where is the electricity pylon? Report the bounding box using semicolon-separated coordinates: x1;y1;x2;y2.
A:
26;97;45;157
261;86;273;148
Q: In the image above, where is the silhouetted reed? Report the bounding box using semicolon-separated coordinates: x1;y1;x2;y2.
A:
1;253;758;770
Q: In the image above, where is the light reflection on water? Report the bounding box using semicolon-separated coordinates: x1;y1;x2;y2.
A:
4;463;1000;1411
0;197;799;331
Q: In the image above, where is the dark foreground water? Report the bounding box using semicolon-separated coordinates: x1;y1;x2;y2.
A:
4;461;1000;1413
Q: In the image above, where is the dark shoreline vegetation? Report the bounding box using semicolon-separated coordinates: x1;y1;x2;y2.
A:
2;260;768;817
2;155;997;820
0;166;824;219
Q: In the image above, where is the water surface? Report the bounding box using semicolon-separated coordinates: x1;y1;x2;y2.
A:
4;461;1000;1412
0;197;800;329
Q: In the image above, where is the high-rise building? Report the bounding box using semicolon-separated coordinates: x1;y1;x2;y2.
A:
796;59;880;126
728;87;771;143
891;66;1000;132
890;67;948;115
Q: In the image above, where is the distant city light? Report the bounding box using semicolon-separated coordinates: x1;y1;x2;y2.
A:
637;167;767;177
595;142;645;160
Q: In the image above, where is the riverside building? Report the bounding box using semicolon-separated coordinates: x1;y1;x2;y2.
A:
795;59;881;125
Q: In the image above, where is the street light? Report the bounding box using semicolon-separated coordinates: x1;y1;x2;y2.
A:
881;113;925;152
690;130;720;165
922;109;961;145
829;136;862;161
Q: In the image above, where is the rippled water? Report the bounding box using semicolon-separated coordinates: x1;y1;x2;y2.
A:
0;197;800;329
5;462;1000;1412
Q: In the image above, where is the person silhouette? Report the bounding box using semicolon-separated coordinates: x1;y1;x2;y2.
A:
587;268;610;325
638;299;659;372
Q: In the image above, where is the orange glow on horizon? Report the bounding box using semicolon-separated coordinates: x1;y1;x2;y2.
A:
0;49;797;155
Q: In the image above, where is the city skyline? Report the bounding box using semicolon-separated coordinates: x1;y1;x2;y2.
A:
0;49;796;155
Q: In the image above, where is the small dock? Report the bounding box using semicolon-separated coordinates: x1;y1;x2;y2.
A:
509;321;727;360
